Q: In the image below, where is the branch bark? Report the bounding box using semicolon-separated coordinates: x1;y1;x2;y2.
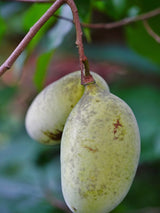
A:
54;7;160;30
1;1;160;81
0;0;94;84
64;0;94;85
0;0;65;77
82;8;160;29
143;20;160;43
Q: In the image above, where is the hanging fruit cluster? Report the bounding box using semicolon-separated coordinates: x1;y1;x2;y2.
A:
25;71;140;213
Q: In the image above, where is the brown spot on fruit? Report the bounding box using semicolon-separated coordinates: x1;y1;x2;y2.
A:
113;119;124;140
43;129;62;141
113;119;122;135
84;146;98;153
72;207;77;211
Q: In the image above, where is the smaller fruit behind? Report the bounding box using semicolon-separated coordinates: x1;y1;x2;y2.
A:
25;71;109;145
61;83;140;213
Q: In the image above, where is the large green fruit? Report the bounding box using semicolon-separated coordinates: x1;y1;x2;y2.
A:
25;71;109;145
61;84;140;213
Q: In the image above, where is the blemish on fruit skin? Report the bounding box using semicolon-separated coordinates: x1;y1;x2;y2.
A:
113;119;122;134
72;207;77;211
43;129;62;141
83;145;98;153
113;119;125;140
78;183;106;199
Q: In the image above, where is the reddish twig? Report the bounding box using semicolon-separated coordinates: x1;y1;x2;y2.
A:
64;0;94;85
54;14;74;23
5;0;160;29
82;8;160;29
0;0;65;77
0;0;94;84
2;1;160;82
143;20;160;43
54;8;160;30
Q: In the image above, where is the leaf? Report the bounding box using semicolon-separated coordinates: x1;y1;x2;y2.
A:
92;1;107;14
43;5;73;52
83;28;92;43
109;0;128;18
93;0;128;19
23;3;56;53
125;21;160;65
23;4;51;31
76;0;92;21
32;5;73;90
34;51;53;91
81;3;92;43
0;16;6;43
135;0;160;13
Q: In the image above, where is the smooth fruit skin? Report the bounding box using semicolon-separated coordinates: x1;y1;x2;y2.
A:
61;84;140;213
25;71;109;145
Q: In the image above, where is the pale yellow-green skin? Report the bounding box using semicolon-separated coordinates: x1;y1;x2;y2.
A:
25;71;109;145
61;84;140;213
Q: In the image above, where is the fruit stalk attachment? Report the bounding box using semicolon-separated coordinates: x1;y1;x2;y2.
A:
64;0;95;85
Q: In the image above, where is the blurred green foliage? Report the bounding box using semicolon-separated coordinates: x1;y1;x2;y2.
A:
0;0;160;213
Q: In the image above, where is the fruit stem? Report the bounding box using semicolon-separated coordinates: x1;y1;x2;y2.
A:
65;0;95;85
82;57;95;85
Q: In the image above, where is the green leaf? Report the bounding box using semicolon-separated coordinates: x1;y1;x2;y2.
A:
33;5;73;89
23;3;56;53
33;51;53;91
110;0;128;18
0;16;6;42
134;0;160;13
81;3;92;43
84;28;92;43
23;4;51;31
93;0;128;19
92;1;107;13
76;0;92;21
125;21;160;65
